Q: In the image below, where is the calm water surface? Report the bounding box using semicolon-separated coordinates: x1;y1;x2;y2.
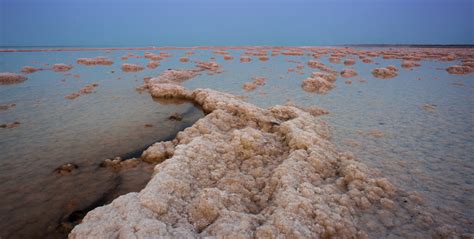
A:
0;48;472;238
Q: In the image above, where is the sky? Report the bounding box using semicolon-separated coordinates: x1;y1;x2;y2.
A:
0;0;473;47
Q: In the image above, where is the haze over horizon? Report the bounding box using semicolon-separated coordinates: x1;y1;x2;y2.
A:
1;0;473;47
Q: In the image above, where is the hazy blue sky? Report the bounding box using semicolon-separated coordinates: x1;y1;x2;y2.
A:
1;0;473;46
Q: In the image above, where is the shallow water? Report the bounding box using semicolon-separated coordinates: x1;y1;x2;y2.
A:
0;51;204;238
0;47;473;237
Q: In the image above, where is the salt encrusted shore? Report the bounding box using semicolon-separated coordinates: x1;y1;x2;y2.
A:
70;81;457;238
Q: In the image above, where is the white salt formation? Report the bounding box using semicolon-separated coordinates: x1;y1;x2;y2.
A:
70;83;457;239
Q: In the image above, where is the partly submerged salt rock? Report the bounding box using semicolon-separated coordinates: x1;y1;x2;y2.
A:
195;61;222;73
148;83;192;99
141;141;175;163
179;57;189;63
371;67;398;79
362;58;373;64
71;85;451;238
122;63;144;72
223;55;234;60
302;106;329;116
147;61;160;69
0;72;28;85
344;59;356;66
340;69;358;78
301;77;333;94
52;64;73;72
446;65;473;75
21;66;41;74
168;112;183;121
307;61;337;74
150;69;199;84
329;57;341;63
101;157;140;170
0;103;16;111
77;57;114;66
144;52;162;61
401;60;421;69
0;121;20;129
54;163;78;176
240;56;252;63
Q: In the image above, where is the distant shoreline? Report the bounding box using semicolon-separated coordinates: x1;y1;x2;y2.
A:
1;45;473;53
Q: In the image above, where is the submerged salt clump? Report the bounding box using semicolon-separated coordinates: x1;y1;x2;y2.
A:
65;83;99;100
243;77;267;91
0;72;28;85
70;84;457;238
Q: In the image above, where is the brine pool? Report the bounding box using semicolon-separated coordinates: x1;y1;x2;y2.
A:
0;47;472;238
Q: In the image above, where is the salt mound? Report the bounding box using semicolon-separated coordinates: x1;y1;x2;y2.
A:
0;72;28;85
70;84;454;238
179;57;189;63
77;56;114;66
52;64;73;72
311;72;337;82
122;63;145;72
401;60;421;69
371;66;398;79
446;65;473;75
301;77;333;94
340;69;358;78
